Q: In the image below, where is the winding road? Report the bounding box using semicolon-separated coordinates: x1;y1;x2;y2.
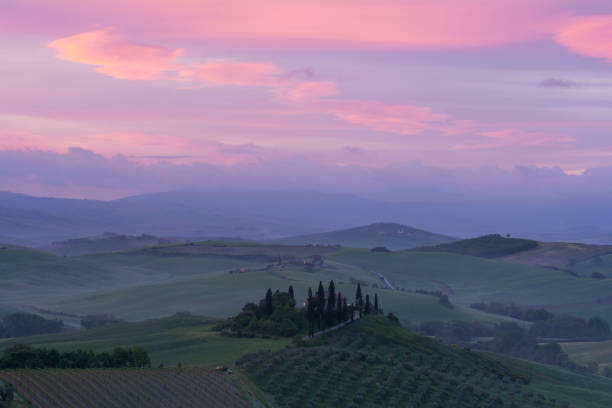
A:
372;271;395;290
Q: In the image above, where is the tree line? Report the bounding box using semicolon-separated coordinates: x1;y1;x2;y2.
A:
0;344;151;369
0;313;63;338
213;286;304;337
470;302;610;340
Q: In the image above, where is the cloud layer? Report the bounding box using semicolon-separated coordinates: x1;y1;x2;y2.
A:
3;1;612;200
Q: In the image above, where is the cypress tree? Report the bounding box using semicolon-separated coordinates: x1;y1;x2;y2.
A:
265;288;274;315
336;292;343;324
343;299;349;322
365;294;371;315
327;280;336;326
288;285;295;300
307;288;315;337
349;303;354;321
316;281;325;329
374;293;379;313
356;283;363;319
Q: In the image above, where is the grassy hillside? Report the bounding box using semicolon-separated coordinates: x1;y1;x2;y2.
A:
272;222;456;250
5;241;612;329
562;340;612;372
502;242;612;277
415;234;538;258
240;316;612;408
0;314;289;368
2;242;507;325
41;232;176;256
328;248;612;322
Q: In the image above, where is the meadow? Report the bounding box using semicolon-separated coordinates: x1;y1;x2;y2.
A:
0;314;290;368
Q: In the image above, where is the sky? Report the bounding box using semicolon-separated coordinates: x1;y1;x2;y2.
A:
2;0;612;200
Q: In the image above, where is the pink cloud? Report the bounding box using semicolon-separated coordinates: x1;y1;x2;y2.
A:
48;28;183;80
453;129;575;150
555;15;612;63
327;100;448;136
48;30;339;97
178;60;281;86
274;81;339;101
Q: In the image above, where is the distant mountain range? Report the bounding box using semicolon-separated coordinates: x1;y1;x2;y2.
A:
273;222;456;250
3;188;612;247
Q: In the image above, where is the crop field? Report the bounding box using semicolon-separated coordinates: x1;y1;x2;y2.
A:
0;315;290;368
0;368;251;408
240;316;587;408
562;339;612;371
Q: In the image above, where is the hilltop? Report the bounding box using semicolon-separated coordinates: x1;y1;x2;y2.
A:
41;232;176;256
272;222;456;250
414;234;539;258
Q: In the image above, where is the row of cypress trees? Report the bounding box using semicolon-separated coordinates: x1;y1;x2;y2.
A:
305;281;379;337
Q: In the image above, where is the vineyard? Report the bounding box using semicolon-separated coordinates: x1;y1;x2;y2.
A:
238;316;573;408
0;368;251;408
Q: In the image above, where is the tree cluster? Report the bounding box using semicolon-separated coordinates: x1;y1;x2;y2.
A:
0;344;150;369
471;303;610;340
214;286;304;337
0;313;63;338
476;323;571;367
528;315;610;339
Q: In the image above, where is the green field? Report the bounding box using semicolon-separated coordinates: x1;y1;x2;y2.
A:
501;242;612;277
0;314;290;368
5;242;612;326
328;248;612;322
562;340;612;372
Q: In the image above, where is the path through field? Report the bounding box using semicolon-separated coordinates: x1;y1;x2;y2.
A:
372;271;395;290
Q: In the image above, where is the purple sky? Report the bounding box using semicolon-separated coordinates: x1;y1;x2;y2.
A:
2;0;612;199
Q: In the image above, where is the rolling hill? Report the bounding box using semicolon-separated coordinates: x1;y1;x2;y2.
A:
501;242;612;277
41;232;176;256
414;234;539;258
272;222;456;250
414;233;612;278
241;316;612;408
0;243;516;326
